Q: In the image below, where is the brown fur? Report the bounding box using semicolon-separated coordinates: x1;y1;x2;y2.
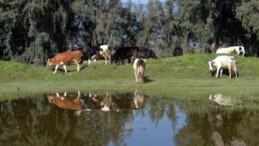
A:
47;94;82;111
47;50;83;74
47;50;82;66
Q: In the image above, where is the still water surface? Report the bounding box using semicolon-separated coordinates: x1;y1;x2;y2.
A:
0;91;258;146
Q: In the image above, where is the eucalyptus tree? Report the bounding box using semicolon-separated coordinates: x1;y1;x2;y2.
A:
236;0;259;56
0;0;74;65
0;0;24;60
163;0;179;52
21;0;74;65
119;0;140;47
72;0;127;49
175;0;248;53
140;0;166;50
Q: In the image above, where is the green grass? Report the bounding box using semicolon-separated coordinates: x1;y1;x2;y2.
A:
1;54;259;101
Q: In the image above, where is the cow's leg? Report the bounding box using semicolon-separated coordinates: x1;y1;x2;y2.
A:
134;71;138;82
228;65;232;78
74;90;81;102
56;92;60;97
234;67;237;79
53;65;59;74
216;68;220;78
220;68;223;77
63;65;67;74
76;62;80;72
88;59;91;64
104;56;108;64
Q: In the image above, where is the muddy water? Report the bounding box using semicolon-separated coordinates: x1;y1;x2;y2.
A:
0;92;259;146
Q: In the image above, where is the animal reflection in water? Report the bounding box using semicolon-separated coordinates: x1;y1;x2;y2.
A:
209;93;236;106
47;90;145;116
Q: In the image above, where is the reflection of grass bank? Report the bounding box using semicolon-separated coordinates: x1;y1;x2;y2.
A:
1;54;259;101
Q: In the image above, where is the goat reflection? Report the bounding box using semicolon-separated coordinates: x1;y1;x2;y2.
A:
47;91;146;116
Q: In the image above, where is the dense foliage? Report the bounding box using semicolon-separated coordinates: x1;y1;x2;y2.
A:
1;0;259;66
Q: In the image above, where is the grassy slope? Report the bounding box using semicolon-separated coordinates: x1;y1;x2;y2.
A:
0;54;259;100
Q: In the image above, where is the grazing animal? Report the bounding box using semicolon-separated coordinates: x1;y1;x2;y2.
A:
208;55;237;79
173;47;183;56
46;50;82;74
47;91;83;111
82;45;110;65
81;47;98;64
216;46;245;56
137;49;157;59
133;58;145;83
111;47;140;64
91;45;110;64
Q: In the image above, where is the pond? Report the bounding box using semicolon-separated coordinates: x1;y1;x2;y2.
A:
0;91;259;146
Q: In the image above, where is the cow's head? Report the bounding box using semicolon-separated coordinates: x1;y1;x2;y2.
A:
237;46;245;56
208;61;215;71
46;59;53;67
47;95;54;103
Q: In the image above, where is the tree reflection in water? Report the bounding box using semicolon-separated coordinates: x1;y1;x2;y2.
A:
0;92;259;145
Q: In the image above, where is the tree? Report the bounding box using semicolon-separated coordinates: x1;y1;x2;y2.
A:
0;0;74;65
236;0;259;56
175;0;252;53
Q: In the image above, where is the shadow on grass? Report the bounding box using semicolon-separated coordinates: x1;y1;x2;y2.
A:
144;76;154;83
210;69;239;78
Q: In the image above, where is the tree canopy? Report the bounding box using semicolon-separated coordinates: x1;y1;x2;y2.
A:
1;0;258;65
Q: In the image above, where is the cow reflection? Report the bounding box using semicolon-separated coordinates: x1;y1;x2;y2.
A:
209;93;236;106
133;90;145;109
47;91;146;115
100;93;111;111
47;91;84;116
47;91;83;110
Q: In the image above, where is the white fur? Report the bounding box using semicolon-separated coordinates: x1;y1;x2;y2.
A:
133;58;145;83
208;55;237;79
216;46;245;56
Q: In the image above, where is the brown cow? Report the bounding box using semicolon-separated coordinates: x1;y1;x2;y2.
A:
46;50;83;74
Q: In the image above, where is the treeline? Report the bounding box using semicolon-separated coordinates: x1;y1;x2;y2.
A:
1;0;259;66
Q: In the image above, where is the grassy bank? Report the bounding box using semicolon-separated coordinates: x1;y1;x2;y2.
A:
1;54;259;100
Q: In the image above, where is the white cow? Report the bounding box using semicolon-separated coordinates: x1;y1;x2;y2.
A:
208;55;237;79
216;46;245;56
133;58;145;83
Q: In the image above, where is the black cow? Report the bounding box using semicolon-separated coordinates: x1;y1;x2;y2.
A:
173;47;183;56
138;48;157;59
81;47;99;64
111;47;140;64
81;46;110;64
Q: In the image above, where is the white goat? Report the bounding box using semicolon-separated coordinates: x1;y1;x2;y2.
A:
208;55;237;79
216;46;245;56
